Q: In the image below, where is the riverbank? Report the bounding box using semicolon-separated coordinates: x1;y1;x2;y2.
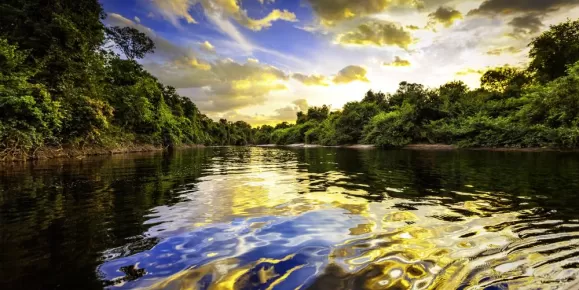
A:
257;143;579;152
405;144;579;152
0;144;205;162
2;143;576;163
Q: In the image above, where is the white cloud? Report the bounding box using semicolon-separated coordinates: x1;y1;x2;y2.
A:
199;40;216;53
150;0;297;30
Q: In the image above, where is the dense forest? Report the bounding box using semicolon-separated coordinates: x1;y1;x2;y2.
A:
1;0;579;160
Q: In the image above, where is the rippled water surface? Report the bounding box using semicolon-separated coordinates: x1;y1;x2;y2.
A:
2;147;579;289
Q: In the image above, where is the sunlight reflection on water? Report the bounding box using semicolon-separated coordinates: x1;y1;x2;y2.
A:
93;148;579;289
2;147;579;289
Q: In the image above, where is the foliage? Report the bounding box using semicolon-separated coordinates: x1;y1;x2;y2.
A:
105;26;155;60
529;19;579;83
518;62;579;128
363;105;415;148
333;98;381;144
1;0;579;158
0;39;62;154
481;66;532;94
0;0;250;157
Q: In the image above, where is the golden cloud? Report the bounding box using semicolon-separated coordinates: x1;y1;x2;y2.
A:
293;99;309;111
305;0;425;26
428;6;463;28
222;99;309;126
151;0;197;26
333;65;370;84
198;58;290;112
406;25;420;30
145;55;290;113
240;9;297;31
455;68;486;76
337;20;413;49
211;58;288;82
151;0;297;31
486;46;522;56
188;58;212;70
199;41;216;53
292;73;330;86
384;56;411;67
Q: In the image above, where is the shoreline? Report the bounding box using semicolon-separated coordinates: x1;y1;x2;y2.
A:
1;143;576;163
0;144;205;163
257;143;579;152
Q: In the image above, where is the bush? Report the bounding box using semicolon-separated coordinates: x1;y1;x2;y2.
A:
363;104;415;148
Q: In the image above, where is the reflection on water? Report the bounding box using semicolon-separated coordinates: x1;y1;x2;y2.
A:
1;147;579;289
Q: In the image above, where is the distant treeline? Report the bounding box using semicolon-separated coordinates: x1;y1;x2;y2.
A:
254;19;579;148
1;0;579;160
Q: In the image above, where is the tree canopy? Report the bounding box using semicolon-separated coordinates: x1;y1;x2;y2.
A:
1;1;579;159
529;19;579;83
105;26;155;60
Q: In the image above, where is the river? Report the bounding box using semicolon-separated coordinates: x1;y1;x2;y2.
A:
1;147;579;289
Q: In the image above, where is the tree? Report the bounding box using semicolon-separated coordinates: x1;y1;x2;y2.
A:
362;90;386;106
254;125;274;144
0;0;106;92
105;26;155;60
519;62;579;128
296;111;307;124
334;101;380;144
0;38;62;152
529;19;579;83
306;105;330;122
481;66;531;93
363;104;416;148
275;122;290;130
437;81;469;118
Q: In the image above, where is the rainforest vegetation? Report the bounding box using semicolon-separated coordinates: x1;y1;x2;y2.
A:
1;0;579;159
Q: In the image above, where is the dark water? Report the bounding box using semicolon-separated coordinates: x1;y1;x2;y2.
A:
1;147;579;290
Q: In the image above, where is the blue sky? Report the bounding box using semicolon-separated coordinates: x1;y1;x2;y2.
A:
100;0;579;125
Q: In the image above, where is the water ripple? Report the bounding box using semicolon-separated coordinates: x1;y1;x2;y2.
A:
2;147;579;289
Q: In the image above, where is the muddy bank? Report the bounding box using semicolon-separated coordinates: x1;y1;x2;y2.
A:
403;144;457;150
3;142;575;163
0;144;204;162
404;144;579;152
467;147;576;152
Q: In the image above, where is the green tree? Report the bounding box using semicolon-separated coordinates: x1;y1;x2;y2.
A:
481;66;531;93
363;104;416;148
0;39;62;154
0;0;106;93
436;81;469;118
105;26;155;60
520;62;579;128
306;105;330;122
334;101;380;144
254;125;274;144
529;19;579;83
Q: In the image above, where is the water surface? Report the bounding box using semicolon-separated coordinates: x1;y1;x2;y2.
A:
1;147;579;289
